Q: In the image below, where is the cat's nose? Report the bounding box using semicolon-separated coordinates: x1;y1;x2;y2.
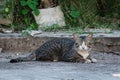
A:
82;47;85;49
82;46;88;50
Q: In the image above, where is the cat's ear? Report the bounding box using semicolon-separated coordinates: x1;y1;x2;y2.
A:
86;33;93;42
73;33;79;40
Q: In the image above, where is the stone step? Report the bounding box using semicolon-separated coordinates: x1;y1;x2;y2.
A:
0;32;120;55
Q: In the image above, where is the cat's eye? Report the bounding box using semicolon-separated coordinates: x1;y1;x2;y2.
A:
75;43;79;48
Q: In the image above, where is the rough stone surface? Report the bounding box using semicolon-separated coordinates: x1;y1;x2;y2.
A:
0;52;120;80
93;37;120;54
0;37;51;52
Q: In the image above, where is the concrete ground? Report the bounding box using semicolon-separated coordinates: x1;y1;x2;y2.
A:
0;52;120;80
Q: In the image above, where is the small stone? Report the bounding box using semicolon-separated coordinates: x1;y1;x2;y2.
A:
3;29;13;33
30;30;42;36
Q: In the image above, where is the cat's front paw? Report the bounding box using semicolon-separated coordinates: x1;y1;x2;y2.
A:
85;59;91;63
91;58;97;63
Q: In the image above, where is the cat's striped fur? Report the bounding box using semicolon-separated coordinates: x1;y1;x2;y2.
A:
10;34;97;63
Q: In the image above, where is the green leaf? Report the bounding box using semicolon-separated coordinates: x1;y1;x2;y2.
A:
5;7;9;13
20;1;27;6
33;9;40;16
28;2;36;10
32;0;38;6
70;11;80;18
27;0;38;10
70;5;76;11
22;9;28;15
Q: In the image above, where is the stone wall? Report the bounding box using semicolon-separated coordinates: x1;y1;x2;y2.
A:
0;37;51;52
93;37;120;54
0;35;120;55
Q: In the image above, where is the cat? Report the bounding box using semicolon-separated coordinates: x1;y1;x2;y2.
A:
10;33;97;63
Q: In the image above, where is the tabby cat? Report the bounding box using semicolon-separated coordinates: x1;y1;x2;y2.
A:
10;34;97;63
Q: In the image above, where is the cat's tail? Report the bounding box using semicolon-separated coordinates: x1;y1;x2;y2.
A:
10;51;36;63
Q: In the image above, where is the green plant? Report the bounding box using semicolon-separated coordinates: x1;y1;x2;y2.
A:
59;0;120;30
0;0;13;22
96;0;120;18
1;0;119;32
59;0;98;29
20;0;40;16
41;24;61;32
2;0;13;17
12;0;39;31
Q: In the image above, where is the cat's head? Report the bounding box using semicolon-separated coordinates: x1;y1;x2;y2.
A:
73;33;93;59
